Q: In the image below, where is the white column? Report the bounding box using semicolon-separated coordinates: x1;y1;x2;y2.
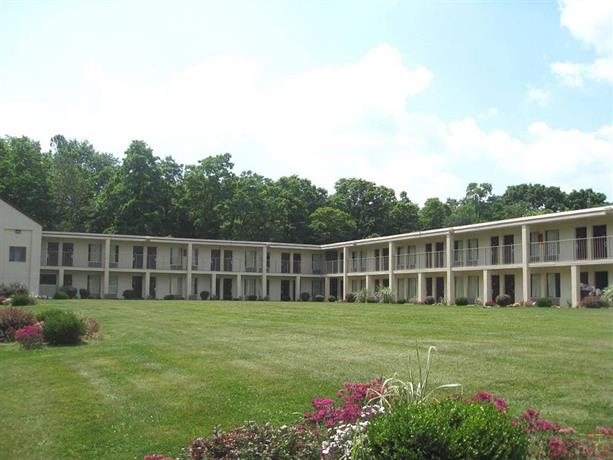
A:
446;232;454;304
145;271;151;299
324;277;330;299
521;224;530;303
417;272;423;301
211;273;217;299
483;269;490;303
388;241;394;296
59;267;65;288
187;242;193;299
296;275;301;300
570;265;579;307
103;238;110;296
262;245;268;299
342;246;348;300
236;273;242;298
366;274;372;295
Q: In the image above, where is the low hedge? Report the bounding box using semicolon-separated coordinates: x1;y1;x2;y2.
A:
39;309;86;345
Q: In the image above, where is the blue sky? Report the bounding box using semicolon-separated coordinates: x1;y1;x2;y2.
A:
1;0;611;203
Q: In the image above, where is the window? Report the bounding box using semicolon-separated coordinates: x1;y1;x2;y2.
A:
293;253;301;273
245;250;257;272
407;278;417;300
529;231;541;262
407;245;416;269
88;243;102;267
468;276;479;302
170;247;182;268
467;239;478;266
193;277;199;295
109;276;119;296
9;246;26;262
245;278;257;296
311;278;324;297
87;275;100;294
63;274;72;287
545;230;560;262
530;273;541;298
46;242;59;266
454;276;464;299
312;253;322;274
546;273;561;299
110;245;119;267
453;240;464;267
192;248;199;269
40;273;57;285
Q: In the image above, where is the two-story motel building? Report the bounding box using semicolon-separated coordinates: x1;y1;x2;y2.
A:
1;198;612;306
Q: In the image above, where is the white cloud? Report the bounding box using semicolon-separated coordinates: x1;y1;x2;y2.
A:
0;44;611;204
488;107;498;116
552;0;613;85
527;87;551;106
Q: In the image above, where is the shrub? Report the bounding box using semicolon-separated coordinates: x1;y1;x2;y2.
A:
233;296;242;301
314;294;325;302
53;289;69;300
536;297;553;308
163;294;177;300
61;286;78;299
366;397;529;460
376;286;393;304
397;298;406;304
602;286;613;304
41;309;86;345
281;295;292;301
580;295;609;308
346;293;356;303
246;295;258;301
356;287;369;303
496;294;512;307
15;323;44;349
0;307;36;342
123;289;138;300
0;283;29;298
328;295;337;302
79;289;89;299
455;296;468;306
11;293;31;306
300;292;310;301
366;296;378;303
199;290;210;300
423;296;435;305
188;421;322;460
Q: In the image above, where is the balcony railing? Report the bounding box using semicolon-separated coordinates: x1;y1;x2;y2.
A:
42;251;103;268
394;251;446;271
529;236;611;263
348;256;392;273
452;244;522;268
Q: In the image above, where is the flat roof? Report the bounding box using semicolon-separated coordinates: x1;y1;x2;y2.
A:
41;205;613;250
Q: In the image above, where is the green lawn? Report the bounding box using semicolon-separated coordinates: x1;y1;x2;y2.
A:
1;300;612;459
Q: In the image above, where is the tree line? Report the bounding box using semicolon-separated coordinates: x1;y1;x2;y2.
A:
0;135;608;244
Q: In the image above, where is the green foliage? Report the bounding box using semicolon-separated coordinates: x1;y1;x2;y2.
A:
397;298;406;304
328;296;337;302
356;288;369;303
53;290;70;300
11;293;31;307
601;286;613;304
581;295;609;308
39;309;86;345
419;198;450;230
366;398;529;460
0;136;52;223
423;296;435;305
300;292;310;301
60;286;77;299
455;296;468;306
0;307;36;342
376;286;393;304
496;294;512;307
79;289;89;299
314;295;325;302
536;297;553;308
346;292;356;303
308;206;357;244
199;291;210;300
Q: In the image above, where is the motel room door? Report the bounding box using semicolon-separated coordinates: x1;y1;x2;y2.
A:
132;276;143;299
222;278;233;300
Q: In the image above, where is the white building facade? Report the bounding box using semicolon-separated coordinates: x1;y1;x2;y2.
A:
1;198;612;306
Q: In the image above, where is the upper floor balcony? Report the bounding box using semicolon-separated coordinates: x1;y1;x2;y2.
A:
529;235;611;264
42;250;104;269
452;243;522;268
394;251;446;271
